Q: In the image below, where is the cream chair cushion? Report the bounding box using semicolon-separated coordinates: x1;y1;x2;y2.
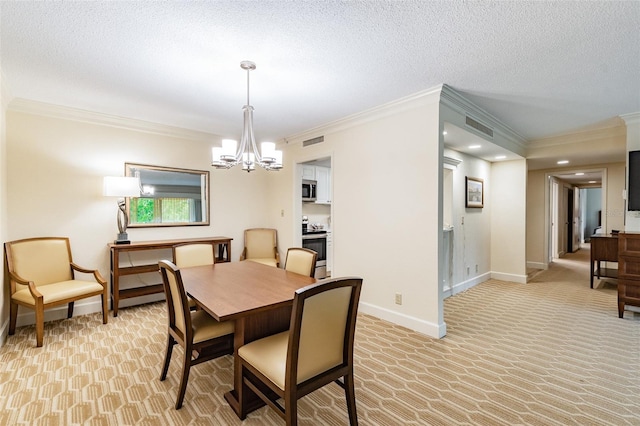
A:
238;286;352;390
12;280;104;305
247;258;279;268
191;310;235;344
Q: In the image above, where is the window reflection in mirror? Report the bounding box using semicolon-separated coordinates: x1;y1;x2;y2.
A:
125;163;209;227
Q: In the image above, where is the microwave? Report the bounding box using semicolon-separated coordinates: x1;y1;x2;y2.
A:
302;179;317;202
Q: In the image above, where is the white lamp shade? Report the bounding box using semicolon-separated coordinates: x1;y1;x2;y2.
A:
221;139;237;159
272;150;283;168
261;142;276;162
103;176;140;197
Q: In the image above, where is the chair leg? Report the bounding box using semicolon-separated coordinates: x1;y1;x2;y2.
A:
175;344;193;410
9;302;17;335
101;293;108;324
35;304;45;348
284;388;298;426
67;301;75;318
343;373;358;426
160;335;175;381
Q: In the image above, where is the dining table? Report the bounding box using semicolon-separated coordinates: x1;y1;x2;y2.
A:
180;260;317;418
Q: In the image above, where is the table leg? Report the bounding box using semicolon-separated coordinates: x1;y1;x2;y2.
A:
224;306;293;418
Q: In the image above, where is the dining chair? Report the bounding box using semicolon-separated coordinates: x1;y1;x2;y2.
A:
4;236;108;347
173;242;217;268
237;276;363;425
173;242;216;310
284;247;317;278
158;260;234;409
240;228;280;267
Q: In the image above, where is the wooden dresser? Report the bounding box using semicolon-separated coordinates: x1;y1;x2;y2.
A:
617;232;640;318
108;237;232;317
590;234;618;288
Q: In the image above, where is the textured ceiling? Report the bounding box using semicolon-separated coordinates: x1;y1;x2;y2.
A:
1;1;639;147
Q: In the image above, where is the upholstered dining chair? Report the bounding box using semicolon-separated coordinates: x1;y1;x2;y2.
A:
173;242;217;310
240;228;280;267
237;276;363;425
4;236;108;347
173;242;217;268
158;260;234;409
284;247;318;278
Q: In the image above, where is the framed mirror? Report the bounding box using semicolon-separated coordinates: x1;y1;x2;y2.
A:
125;163;210;227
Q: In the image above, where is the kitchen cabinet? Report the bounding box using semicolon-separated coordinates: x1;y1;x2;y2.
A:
315;166;331;204
302;165;316;180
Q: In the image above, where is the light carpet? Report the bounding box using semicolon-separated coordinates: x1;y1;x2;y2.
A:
1;247;638;425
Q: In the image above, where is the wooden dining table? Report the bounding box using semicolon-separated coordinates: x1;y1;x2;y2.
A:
180;260;317;418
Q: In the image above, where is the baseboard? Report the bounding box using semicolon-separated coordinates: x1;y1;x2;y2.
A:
444;272;491;299
491;271;527;284
359;302;446;338
527;261;548;270
0;318;8;348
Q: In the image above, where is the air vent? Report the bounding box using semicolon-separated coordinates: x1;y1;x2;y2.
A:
303;136;324;147
465;116;493;138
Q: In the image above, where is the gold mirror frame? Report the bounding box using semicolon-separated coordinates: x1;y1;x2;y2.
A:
125;163;210;227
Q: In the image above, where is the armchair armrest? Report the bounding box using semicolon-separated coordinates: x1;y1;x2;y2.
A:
8;271;43;299
71;262;107;286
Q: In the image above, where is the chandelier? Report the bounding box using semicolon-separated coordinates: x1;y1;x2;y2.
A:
211;61;283;172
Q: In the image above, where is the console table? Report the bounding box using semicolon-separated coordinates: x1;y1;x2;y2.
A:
590;234;618;288
108;237;232;316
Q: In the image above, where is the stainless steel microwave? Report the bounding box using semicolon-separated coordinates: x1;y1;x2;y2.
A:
302;179;317;202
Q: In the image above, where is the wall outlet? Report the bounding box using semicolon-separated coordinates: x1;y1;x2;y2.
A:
280;209;284;217
475;264;479;272
395;293;402;305
466;266;470;275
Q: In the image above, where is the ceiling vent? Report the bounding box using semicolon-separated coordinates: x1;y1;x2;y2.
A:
303;136;324;147
465;116;493;138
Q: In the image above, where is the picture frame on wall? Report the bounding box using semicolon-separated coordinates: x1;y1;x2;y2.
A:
465;177;484;208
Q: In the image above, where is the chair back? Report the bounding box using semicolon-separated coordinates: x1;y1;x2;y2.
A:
284;247;317;277
287;277;362;386
173;243;215;268
244;228;277;260
5;237;73;290
159;260;190;339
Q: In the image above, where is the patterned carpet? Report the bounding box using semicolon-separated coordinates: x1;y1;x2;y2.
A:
1;247;639;425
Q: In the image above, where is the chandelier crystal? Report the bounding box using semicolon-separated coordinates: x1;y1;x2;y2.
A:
212;61;283;172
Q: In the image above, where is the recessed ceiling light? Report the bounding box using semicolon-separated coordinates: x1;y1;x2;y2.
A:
575;172;584;176
495;155;506;160
469;145;481;149
588;181;596;183
442;131;447;135
557;160;569;164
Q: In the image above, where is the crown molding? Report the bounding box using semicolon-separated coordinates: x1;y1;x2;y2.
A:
284;85;443;144
7;98;217;142
527;117;627;149
621;112;640;126
439;84;528;150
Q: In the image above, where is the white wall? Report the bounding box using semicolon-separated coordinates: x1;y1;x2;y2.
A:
5;104;274;327
0;67;10;344
277;90;445;337
491;160;527;281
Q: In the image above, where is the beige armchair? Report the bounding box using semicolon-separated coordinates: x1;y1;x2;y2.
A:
284;247;318;277
240;228;280;267
4;237;108;347
237;277;363;425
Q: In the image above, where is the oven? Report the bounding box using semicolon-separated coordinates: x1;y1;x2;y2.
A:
302;231;327;279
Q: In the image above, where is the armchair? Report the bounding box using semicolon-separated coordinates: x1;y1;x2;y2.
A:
240;228;280;267
4;237;108;347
